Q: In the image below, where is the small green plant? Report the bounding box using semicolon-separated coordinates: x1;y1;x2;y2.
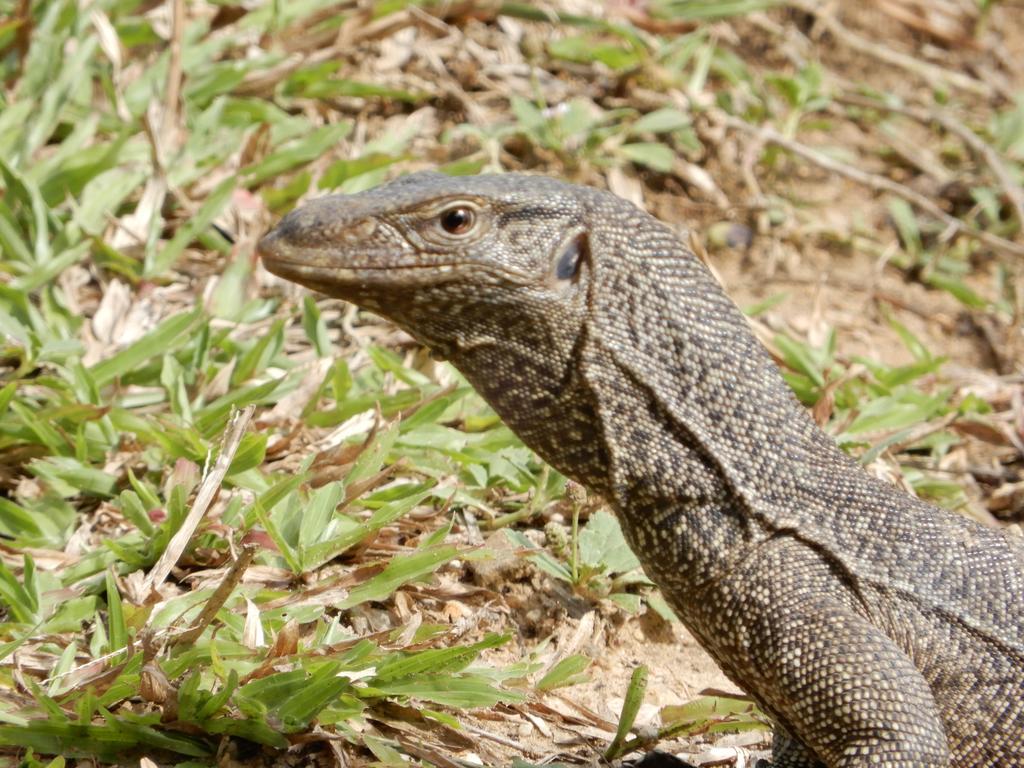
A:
772;317;984;509
605;665;650;759
765;63;833;136
450;96;696;174
650;0;782;19
604;672;771;760
505;485;658;615
887;199;996;310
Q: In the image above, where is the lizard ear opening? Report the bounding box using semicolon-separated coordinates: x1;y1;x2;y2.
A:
553;231;588;283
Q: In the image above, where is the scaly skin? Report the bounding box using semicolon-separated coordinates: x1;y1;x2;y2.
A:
258;172;1024;767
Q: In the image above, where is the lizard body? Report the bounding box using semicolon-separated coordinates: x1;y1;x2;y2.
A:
258;172;1024;768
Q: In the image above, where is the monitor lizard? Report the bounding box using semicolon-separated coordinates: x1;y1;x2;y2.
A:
258;171;1024;768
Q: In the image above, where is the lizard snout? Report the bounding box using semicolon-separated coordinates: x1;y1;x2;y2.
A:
258;197;384;273
256;225;294;279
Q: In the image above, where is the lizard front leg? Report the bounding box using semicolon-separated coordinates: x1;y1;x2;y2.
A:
739;594;951;767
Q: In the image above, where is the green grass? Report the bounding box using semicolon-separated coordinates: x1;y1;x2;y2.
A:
1;0;1021;764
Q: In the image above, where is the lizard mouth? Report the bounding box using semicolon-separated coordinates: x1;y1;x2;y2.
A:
258;229;532;294
260;247;468;276
258;223;458;272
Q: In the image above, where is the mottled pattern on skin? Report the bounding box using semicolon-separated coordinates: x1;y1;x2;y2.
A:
259;172;1024;768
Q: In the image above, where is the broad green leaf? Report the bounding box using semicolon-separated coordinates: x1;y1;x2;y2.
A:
0;156;52;264
888;199;922;258
338;545;462;608
344;421;400;487
847;392;949;435
72;168;147;235
0;497;45;541
578;510;641;574
28;456;118;498
11;241;91;292
652;0;781;20
232;320;284;384
302;295;332;357
368;673;522;708
244;122;353;186
774;334;827;388
374;634;508;682
40;597;101;634
193;377;283;437
608;592;643;614
0;720;208;760
548;36;642;71
229;433;268;476
605;665;648;758
364;734;406;767
505;529;573;583
537;654;591;691
618;142;674;172
660;694;769;734
299;482;345;551
300;486;435;570
210;255;254;321
274;663;354;731
0;557;39;624
510;96;546;132
145;179;236;276
105;571;127;651
287;77;422;104
89;311;202;387
925;272;988;309
21;35;99;163
631;108;691;134
319;152;404;191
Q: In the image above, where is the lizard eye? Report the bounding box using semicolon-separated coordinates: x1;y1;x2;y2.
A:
439;206;475;235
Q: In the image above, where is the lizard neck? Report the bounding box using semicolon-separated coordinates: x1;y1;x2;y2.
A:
447;267;861;594
452;321;820;591
577;328;796;591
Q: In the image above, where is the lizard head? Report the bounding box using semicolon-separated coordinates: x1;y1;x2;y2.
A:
257;171;784;498
258;171;597;360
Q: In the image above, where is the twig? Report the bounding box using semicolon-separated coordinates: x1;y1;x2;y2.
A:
235;5;409;97
740;130;768;207
144;405;255;594
11;0;31;80
871;0;979;49
715;112;1024;259
789;0;996;99
394;735;464;768
837;93;1024;230
172;543;258;646
458;721;536;754
886;413;960;455
162;0;185;145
